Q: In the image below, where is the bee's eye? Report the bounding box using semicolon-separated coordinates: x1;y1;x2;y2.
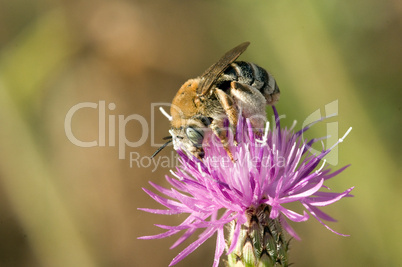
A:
185;127;204;146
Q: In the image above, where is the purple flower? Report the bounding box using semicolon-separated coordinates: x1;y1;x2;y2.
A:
139;106;353;266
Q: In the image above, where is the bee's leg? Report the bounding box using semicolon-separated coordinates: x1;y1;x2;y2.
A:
215;88;238;145
210;121;235;162
229;81;266;134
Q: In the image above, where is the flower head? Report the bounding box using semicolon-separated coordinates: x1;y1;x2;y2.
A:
139;106;353;266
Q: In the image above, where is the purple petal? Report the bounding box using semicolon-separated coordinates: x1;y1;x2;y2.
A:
170;227;198;249
213;228;225;267
322;165;351;180
304;203;349;236
279;179;324;203
227;215;243;254
279;214;301;240
307;187;354;206
137;208;181;215
138;229;180;240
279;206;309;222
168;226;218;266
142;188;187;211
302;204;337;222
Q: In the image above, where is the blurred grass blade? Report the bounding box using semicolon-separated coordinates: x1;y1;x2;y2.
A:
0;9;96;267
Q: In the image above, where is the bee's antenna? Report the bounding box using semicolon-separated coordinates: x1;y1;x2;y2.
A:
151;139;173;158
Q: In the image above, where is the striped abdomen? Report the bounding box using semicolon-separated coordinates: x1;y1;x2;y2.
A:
217;61;280;105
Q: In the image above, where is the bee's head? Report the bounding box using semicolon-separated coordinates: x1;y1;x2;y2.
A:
169;115;213;160
145;113;213;161
170;126;206;160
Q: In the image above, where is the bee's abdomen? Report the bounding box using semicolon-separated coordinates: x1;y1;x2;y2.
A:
218;61;280;104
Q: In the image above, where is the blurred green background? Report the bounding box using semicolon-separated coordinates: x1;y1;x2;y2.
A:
0;0;401;266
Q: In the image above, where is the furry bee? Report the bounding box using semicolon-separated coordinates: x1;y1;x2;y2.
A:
153;42;280;161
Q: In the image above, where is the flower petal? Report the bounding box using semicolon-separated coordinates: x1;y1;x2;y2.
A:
307;187;354;207
213;227;225;267
279;179;324;204
279;214;301;240
279;206;309;222
168;226;218;266
304;203;350;236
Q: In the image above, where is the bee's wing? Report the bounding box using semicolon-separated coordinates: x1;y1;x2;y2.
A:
197;42;250;96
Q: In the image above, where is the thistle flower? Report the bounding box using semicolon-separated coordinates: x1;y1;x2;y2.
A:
139;106;353;266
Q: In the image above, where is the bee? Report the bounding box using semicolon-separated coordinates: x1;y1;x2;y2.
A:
152;42;280;161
